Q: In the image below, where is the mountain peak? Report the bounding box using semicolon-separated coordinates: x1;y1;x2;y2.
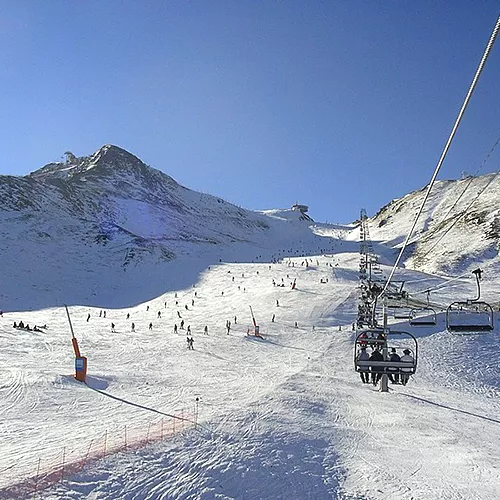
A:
28;145;179;189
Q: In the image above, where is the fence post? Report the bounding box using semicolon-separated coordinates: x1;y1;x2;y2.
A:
103;430;108;458
60;447;66;484
83;439;94;468
34;457;41;493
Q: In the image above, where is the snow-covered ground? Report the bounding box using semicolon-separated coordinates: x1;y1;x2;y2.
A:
1;218;499;500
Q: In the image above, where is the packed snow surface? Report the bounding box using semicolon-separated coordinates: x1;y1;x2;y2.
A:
0;221;499;500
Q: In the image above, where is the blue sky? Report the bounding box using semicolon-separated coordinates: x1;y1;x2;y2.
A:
1;1;500;222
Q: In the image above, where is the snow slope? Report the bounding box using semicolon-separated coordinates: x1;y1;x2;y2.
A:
1;147;499;499
1;240;499;499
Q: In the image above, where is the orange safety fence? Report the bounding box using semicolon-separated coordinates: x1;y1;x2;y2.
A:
0;410;195;499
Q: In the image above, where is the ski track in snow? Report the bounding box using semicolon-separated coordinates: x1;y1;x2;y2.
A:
0;233;499;499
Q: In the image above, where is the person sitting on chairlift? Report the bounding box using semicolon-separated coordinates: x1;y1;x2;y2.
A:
400;349;414;386
357;346;370;384
369;348;384;386
387;348;401;384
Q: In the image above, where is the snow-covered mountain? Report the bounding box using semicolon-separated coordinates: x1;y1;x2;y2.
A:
0;145;346;311
365;173;500;277
2;144;499;311
1;147;499;500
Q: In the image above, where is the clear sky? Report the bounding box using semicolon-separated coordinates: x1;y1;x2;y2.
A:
1;1;500;223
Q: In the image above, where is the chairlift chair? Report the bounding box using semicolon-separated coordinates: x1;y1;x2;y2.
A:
409;307;437;327
392;307;412;320
446;301;494;333
354;329;418;375
446;269;495;334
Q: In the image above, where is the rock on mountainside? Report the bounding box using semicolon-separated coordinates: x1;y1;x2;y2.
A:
0;145;333;311
366;173;500;277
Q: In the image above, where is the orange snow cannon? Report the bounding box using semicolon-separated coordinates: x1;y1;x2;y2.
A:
65;305;88;383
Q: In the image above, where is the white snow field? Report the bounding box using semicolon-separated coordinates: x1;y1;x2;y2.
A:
1;224;499;500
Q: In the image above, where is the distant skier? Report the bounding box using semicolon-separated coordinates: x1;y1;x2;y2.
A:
187;336;194;350
185;304;189;310
204;325;208;335
103;311;106;318
131;322;135;332
99;310;102;318
149;322;153;330
111;322;116;332
276;300;279;307
192;299;195;306
174;324;178;334
177;311;182;318
127;313;130;320
147;305;149;311
187;325;191;334
234;316;237;324
158;311;161;318
180;320;185;329
294;321;298;328
272;314;275;323
86;313;90;322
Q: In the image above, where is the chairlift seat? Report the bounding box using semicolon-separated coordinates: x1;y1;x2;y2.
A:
446;300;494;334
409;307;437;327
356;360;416;374
447;324;493;333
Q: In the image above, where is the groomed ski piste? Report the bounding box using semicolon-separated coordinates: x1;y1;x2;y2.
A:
1;220;499;500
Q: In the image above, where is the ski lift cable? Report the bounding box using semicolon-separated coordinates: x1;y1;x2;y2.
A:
407;137;500;253
380;13;500;299
408;272;471;295
414;170;500;264
441;136;500;222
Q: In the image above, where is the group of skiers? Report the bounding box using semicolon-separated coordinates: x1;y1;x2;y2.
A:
357;346;414;386
13;321;46;332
